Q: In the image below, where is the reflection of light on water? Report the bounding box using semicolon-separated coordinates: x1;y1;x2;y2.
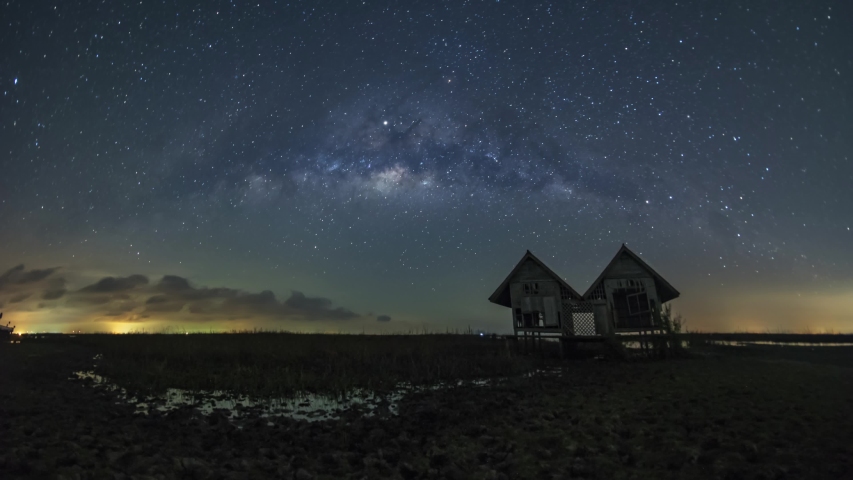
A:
705;340;853;347
523;367;562;378
71;367;505;425
622;340;691;349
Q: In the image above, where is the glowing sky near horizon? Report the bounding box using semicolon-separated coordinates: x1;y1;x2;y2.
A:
0;1;851;333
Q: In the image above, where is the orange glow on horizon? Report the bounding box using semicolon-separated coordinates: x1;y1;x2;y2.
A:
3;283;852;335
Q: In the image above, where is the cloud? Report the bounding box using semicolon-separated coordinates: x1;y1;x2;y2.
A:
146;277;360;321
283;291;359;320
79;274;149;293
68;294;122;306
145;295;169;304
1;268;362;326
66;274;148;309
216;290;281;319
376;314;391;322
209;290;358;321
17;267;60;284
154;275;239;301
187;301;217;315
0;265;63;311
226;290;278;307
284;290;333;311
104;301;139;317
155;275;193;293
42;289;67;300
9;293;31;303
142;295;185;313
0;265;25;286
144;275;241;315
0;264;60;290
42;277;67;300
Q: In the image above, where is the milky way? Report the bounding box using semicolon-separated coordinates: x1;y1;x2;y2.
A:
1;1;851;333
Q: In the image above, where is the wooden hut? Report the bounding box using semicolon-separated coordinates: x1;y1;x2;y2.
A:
582;244;680;334
487;251;588;341
488;245;679;342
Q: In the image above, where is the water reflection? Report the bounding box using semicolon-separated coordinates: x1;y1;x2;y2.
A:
72;367;502;425
697;340;853;347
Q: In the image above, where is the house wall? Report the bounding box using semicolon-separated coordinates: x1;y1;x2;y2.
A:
589;253;664;332
508;258;560;283
507;259;562;331
603;253;651;279
498;250;673;337
593;303;610;335
603;277;660;330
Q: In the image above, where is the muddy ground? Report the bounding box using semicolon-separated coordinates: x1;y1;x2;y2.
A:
1;341;852;479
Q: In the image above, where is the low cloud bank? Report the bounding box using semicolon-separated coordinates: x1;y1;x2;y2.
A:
0;265;362;325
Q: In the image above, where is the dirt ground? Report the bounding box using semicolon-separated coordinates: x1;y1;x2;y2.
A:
1;340;852;479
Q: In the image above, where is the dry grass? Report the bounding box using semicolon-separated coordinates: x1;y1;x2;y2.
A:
412;348;853;479
74;333;537;398
4;337;852;478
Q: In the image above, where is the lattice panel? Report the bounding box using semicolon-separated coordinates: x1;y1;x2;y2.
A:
571;302;597;336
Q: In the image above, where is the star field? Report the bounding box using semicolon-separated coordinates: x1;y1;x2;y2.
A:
1;1;851;333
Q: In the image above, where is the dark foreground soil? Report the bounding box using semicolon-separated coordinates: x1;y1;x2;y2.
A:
1;341;852;480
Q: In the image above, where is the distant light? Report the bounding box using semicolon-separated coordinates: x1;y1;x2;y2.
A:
480;332;484;336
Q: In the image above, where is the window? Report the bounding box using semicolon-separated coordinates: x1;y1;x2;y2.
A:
514;308;523;328
523;282;539;295
612;289;653;329
627;292;651;315
520;311;543;327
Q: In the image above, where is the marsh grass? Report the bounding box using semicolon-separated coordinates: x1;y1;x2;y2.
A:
76;333;537;398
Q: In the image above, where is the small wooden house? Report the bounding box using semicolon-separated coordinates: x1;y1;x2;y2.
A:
487;251;585;338
488;245;679;338
582;244;680;333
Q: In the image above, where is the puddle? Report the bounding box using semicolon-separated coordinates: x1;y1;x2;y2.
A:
73;370;410;423
524;367;563;377
71;357;520;425
703;340;853;347
622;340;691;350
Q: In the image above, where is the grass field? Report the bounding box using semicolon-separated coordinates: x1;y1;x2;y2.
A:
70;333;537;398
1;334;852;479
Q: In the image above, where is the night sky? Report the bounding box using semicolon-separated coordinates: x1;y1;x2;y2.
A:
1;1;851;334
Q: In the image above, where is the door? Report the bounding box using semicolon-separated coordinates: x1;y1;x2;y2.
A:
543;297;559;327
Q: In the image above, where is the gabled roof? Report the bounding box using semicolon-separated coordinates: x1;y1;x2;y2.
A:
488;250;582;308
582;244;680;303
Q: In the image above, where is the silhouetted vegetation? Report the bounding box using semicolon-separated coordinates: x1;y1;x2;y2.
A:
75;333;537;398
2;339;852;479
